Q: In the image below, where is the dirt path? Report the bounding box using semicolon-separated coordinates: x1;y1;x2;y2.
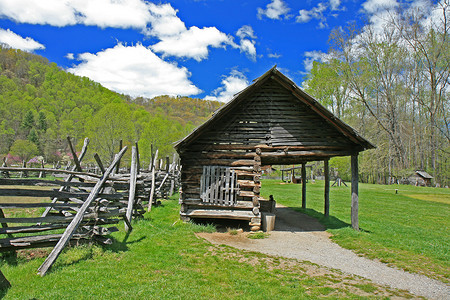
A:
198;205;450;299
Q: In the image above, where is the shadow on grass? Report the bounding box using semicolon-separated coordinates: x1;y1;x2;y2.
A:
276;206;349;231
286;206;370;233
0;288;9;299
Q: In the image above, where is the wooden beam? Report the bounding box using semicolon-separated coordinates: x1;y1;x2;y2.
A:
125;146;137;232
115;140;123;174
0;208;12;238
324;159;330;217
351;154;359;230
67;136;82;172
0;189;122;199
301;163;306;209
94;153;105;174
148;149;158;212
37;146;127;277
135;141;140;175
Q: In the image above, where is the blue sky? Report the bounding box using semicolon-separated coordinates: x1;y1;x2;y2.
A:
0;0;432;101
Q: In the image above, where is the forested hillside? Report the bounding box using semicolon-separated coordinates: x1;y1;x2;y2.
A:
0;46;222;166
305;6;449;186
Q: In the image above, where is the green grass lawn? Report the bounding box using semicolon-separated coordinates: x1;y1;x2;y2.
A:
261;180;450;283
1;195;414;299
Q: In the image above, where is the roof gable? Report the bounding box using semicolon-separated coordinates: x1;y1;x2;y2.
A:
175;67;374;151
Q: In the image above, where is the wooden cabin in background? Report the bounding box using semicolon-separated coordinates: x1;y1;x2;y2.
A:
175;67;374;231
408;171;433;187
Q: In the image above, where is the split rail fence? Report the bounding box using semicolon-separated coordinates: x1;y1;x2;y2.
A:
0;137;180;276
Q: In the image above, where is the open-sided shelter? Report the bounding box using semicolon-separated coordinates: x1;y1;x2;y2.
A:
175;67;375;231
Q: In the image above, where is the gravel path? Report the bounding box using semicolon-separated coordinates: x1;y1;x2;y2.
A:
199;205;450;299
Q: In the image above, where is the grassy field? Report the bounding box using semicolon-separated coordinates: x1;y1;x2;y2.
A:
260;180;450;283
0;194;415;299
0;181;447;298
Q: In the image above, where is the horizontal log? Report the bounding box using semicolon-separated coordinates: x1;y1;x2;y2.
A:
234;170;258;176
0;209;124;224
0;178;132;189
0;189;124;200
182;187;200;194
260;150;354;158
0;219;120;234
0;167;102;178
181;158;255;167
187;152;257;160
238;190;256;198
0;233;89;247
0;202;83;209
236;180;260;188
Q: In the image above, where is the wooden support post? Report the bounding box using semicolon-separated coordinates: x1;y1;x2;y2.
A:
324;159;330;217
37;146;128;276
1;158;9;178
67;136;82;172
0;208;13;238
135;141;140;175
148;149;158;212
125;146;137;232
149;144;154;171
39;160;46;178
351;154;359;231
115;140;122;174
20;161;27;178
301;163;306;209
165;156;169;172
93;153;105;174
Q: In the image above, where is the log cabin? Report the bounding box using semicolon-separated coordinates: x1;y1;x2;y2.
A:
175;67;375;231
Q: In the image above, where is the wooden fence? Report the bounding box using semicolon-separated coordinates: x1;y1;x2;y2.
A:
0;137;180;276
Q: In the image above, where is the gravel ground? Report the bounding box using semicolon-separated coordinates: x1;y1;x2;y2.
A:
199;204;450;299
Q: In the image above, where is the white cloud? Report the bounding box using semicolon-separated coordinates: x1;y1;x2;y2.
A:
236;25;256;40
205;70;249;103
0;0;151;28
362;0;398;14
0;1;256;62
296;0;345;27
303;50;328;72
69;44;201;98
238;39;257;61
0;0;77;26
0;28;44;52
268;53;281;58
257;0;290;20
234;26;257;61
330;0;342;11
150;26;231;61
75;0;151;29
360;0;401;36
297;10;313;23
147;4;255;62
145;3;186;37
65;53;74;60
296;3;328;28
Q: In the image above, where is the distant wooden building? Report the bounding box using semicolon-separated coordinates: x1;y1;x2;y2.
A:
175;67;374;231
408;171;433;187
